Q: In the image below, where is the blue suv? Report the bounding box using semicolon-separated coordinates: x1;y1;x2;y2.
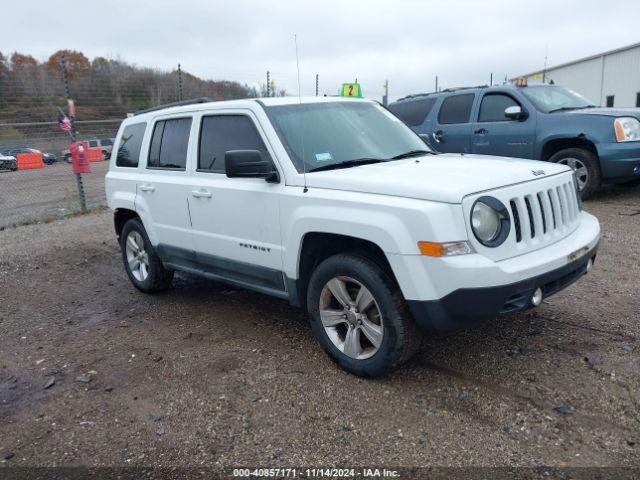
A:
389;84;640;198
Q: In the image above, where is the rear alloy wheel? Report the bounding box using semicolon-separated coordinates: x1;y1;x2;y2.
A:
120;218;173;293
549;148;600;200
307;253;421;377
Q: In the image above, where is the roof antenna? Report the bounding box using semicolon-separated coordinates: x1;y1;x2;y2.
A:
294;34;308;193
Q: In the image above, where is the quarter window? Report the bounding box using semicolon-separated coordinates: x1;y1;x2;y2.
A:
116;122;146;168
438;94;475;124
148;118;192;170
388;97;436;127
478;94;520;122
198;115;270;172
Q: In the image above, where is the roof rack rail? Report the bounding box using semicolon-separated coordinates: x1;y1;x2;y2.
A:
395;85;490;102
134;97;213;116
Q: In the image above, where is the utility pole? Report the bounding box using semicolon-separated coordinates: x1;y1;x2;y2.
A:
490;73;493;86
266;71;270;97
543;44;548;83
315;74;319;96
60;55;87;213
382;79;389;106
435;75;438;92
178;64;183;101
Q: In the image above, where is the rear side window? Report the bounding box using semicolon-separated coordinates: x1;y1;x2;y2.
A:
438;93;475;124
198;115;270;172
148;117;192;170
478;94;520;122
116;123;146;168
101;139;113;146
388;98;436;127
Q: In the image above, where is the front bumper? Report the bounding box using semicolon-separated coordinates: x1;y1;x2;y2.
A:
597;142;640;182
407;244;597;330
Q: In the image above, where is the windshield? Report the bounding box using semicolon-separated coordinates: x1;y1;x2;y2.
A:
521;86;595;113
264;101;431;173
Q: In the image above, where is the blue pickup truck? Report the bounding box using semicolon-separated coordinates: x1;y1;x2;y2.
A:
389;84;640;198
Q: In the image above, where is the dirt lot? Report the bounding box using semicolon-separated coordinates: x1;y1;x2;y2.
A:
0;161;108;229
0;185;638;473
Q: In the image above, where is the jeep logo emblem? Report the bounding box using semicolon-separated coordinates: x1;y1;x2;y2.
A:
532;169;545;176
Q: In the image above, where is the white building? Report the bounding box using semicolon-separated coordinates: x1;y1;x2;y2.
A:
516;42;640;108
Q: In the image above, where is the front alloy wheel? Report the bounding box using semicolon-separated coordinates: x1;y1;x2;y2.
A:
319;276;384;360
307;253;421;377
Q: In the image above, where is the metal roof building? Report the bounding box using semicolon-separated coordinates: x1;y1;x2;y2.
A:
515;42;640;108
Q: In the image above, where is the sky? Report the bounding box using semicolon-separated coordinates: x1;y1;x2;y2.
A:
3;0;639;102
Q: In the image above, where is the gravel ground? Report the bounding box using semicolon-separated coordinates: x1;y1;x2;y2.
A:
0;161;108;229
0;184;638;473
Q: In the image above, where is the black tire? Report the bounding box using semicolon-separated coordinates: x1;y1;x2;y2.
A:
307;253;421;377
102;150;109;161
548;148;600;200
120;218;173;293
64;154;71;163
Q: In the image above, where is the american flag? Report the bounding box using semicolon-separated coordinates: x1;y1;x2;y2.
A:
58;114;72;132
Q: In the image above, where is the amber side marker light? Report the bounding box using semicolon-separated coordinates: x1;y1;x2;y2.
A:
418;241;474;257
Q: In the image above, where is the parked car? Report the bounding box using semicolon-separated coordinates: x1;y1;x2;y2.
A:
388;84;640;198
106;97;600;377
2;147;56;165
63;138;114;162
0;152;18;171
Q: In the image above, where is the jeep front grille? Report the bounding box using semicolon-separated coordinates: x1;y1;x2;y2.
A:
509;180;579;244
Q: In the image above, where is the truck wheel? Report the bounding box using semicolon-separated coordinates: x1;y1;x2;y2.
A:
549;148;600;200
120;218;173;293
307;253;421;377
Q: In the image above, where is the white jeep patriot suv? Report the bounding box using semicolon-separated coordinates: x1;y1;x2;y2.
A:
106;96;600;377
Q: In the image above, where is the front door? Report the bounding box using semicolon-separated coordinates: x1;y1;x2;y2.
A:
471;92;536;159
187;111;285;293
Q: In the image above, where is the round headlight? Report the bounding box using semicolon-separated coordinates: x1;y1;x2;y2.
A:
470;196;510;247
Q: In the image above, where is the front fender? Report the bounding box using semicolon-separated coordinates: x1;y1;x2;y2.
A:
280;189;467;280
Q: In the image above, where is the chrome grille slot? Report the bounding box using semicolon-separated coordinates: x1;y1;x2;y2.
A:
510;200;521;243
536;193;547;234
524;196;535;238
547;190;557;229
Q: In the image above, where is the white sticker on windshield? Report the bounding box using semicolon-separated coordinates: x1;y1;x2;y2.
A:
315;152;333;162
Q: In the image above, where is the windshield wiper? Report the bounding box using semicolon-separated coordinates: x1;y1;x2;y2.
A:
308;157;386;173
391;149;435;160
548;105;596;113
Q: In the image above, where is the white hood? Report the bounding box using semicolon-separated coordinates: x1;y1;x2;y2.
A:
304;154;571;204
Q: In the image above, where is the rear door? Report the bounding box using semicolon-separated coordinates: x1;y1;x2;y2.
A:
134;115;196;260
431;93;476;153
187;110;285;293
471;91;536;158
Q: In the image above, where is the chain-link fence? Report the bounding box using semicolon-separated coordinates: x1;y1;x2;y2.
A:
0;53;267;229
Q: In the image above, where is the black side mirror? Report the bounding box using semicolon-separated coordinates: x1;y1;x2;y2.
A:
504;105;528;121
225;150;279;183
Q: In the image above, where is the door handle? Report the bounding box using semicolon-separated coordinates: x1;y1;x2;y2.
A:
432;130;443;143
474;128;488;135
191;189;212;199
139;185;155;192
